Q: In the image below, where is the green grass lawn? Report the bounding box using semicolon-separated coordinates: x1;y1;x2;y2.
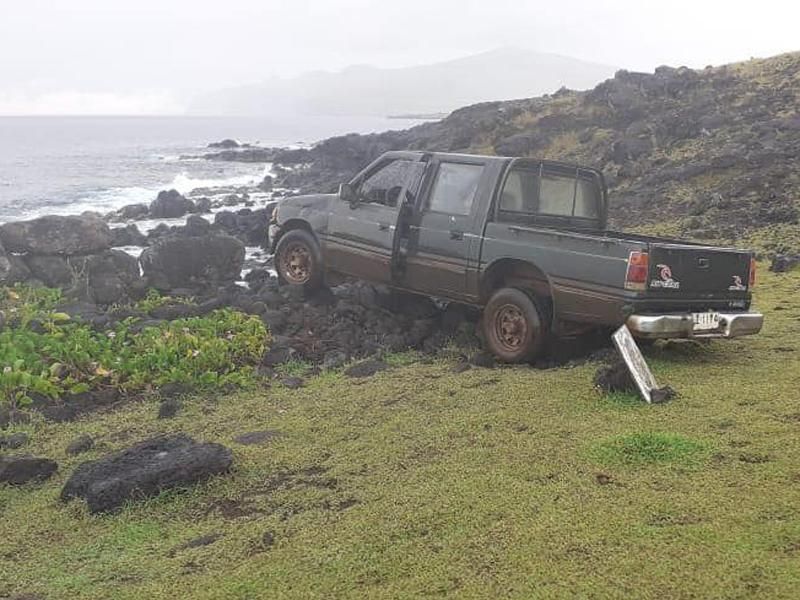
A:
2;268;800;599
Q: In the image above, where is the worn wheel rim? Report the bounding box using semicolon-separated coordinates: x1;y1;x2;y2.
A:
493;303;529;352
279;241;312;284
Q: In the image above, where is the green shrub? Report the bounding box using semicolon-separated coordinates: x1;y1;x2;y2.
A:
0;287;270;408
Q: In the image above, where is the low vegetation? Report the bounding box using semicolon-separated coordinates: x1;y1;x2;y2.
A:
0;287;268;409
1;268;800;598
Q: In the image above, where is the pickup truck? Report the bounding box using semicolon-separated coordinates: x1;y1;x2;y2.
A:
269;151;763;362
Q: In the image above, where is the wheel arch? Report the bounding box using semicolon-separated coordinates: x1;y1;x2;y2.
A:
480;258;555;326
272;218;318;250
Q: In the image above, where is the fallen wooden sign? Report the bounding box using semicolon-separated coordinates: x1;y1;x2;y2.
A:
611;325;673;403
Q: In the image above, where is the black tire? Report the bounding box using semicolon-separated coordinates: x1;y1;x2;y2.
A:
274;228;324;292
482;287;547;363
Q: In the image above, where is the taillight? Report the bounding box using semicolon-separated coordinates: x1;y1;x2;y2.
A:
749;257;756;289
625;251;649;291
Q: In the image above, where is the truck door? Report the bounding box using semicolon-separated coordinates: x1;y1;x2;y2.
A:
325;156;425;284
401;156;489;301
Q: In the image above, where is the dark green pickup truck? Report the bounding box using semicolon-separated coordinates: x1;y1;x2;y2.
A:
269;151;763;362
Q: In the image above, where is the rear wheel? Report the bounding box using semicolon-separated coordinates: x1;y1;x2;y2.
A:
482;287;547;363
274;228;323;291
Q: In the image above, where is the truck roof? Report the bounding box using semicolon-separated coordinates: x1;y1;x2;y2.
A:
385;150;602;178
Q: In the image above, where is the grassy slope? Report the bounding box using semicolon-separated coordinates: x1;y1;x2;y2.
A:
2;268;800;599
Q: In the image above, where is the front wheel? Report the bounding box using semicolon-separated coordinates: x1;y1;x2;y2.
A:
482;287;547;363
274;228;324;291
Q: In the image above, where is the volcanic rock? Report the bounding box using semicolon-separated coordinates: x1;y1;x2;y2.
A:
0;215;113;256
60;434;232;513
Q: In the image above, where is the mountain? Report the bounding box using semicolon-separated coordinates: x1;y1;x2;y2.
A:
188;47;617;117
266;52;800;254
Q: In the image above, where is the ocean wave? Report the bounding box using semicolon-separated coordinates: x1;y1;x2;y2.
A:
169;167;270;195
4;165;272;223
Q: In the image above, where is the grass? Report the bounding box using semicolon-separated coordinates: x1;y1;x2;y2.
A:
588;431;711;467
2;267;800;598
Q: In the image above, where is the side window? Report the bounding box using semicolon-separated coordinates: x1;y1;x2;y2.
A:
357;159;421;207
427;163;484;216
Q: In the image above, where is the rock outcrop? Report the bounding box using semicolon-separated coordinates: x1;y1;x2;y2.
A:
140;233;245;290
69;249;144;305
60;434;232;513
0;215;113;255
148;189;196;219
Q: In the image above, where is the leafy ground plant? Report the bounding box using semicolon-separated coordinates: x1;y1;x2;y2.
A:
0;287;270;407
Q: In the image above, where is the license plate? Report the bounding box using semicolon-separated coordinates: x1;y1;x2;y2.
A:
692;312;721;331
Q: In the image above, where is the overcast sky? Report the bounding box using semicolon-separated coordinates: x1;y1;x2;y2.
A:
1;0;798;115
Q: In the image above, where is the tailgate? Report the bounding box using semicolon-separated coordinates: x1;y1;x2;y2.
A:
647;243;752;295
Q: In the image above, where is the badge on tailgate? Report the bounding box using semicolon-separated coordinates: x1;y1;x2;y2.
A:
650;263;680;290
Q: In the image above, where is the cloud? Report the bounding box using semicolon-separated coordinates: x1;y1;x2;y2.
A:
0;90;184;116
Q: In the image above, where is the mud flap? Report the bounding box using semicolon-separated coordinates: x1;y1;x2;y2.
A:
611;325;672;404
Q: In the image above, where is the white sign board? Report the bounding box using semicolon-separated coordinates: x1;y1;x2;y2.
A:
612;325;659;404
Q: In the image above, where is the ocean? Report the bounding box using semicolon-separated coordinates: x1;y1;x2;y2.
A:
0;115;418;224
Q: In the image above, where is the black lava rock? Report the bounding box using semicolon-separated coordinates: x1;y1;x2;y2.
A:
344;359;389;378
0;455;58;485
60;434;232;513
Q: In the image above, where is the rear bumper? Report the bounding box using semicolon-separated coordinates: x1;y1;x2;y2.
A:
626;311;764;339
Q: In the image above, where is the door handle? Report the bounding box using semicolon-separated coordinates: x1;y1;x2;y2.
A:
449;230;464;240
378;222;390;231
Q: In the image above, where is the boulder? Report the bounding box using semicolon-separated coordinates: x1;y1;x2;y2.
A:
258;175;274;191
770;254;800;273
0;240;8;279
208;139;240;149
68;249;144;305
183;215;212;237
344;359;389;378
2;254;31;284
60;434;232;513
140;234;245;290
0;455;58;485
194;197;212;213
0;432;29;449
24;255;73;287
114;203;150;221
110;224;147;247
214;210;238;230
0;215;113;256
149;190;196;219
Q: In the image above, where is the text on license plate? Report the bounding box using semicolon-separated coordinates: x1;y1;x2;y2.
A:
692;312;721;331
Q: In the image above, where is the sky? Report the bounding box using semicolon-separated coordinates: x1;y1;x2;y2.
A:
1;0;798;115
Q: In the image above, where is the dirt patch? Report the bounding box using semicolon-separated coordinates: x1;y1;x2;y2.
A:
738;453;772;464
204;497;265;520
168;533;223;557
647;513;705;527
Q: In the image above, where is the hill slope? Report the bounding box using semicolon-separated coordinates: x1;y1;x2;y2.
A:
272;52;800;253
189;47;616;117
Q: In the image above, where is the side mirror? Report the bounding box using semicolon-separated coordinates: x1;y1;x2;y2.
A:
339;183;356;203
